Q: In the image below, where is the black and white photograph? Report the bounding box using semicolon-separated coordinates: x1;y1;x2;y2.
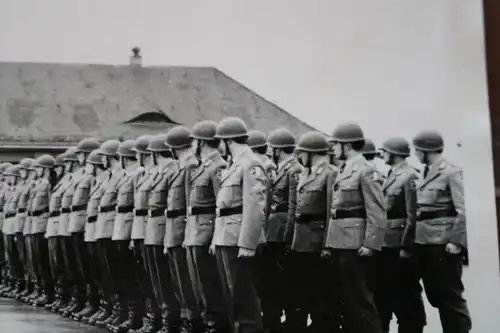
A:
0;1;498;333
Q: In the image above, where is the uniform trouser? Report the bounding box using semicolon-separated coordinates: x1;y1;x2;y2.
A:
25;235;36;282
82;241;100;306
15;233;27;281
145;244;181;324
6;235;23;280
70;232;94;303
285;251;331;333
62;234;86;304
257;243;287;331
330;249;381;333
112;240;140;304
133;240;159;313
416;244;472;333
96;238;117;300
186;245;229;329
48;236;68;297
215;246;263;333
374;248;426;333
32;233;54;296
167;246;202;322
0;232;5;279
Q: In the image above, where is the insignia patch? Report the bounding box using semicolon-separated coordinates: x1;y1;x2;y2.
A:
216;168;224;179
250;167;262;178
267;170;276;180
191;169;197;177
295;173;300;182
409;179;416;190
370;171;379;182
459;170;463;181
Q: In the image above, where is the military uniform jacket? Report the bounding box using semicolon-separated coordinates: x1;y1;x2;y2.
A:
2;186;16;235
15;181;30;234
145;160;176;245
268;156;303;244
95;168;125;240
0;183;8;232
30;179;51;234
85;171;110;242
46;173;72;238
212;147;267;251
288;161;335;253
59;169;85;236
185;152;227;246
69;173;96;233
113;169;141;241
415;157;466;248
382;161;418;248
163;154;199;249
24;180;38;235
325;154;386;251
131;167;157;240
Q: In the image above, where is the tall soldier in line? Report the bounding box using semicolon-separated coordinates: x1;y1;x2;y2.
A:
283;132;336;333
144;133;183;333
45;152;74;313
1;165;22;297
30;155;57;307
128;135;163;333
212;117;267;333
0;162;12;289
247;130;277;179
59;147;86;317
375;137;426;333
83;151;111;325
411;130;471;333
69;138;101;321
13;158;34;300
93;139;126;328
108;139;145;333
360;138;388;182
263;128;302;333
164;126;205;333
323;123;386;333
185;120;230;333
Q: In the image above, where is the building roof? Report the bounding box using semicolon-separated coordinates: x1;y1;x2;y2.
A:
0;61;316;149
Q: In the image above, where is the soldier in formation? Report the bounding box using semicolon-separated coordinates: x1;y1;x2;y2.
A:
0;117;472;333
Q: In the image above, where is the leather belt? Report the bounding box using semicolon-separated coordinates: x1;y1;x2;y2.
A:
216;205;243;217
417;209;457;221
49;211;61;218
149;208;165;218
187;206;216;215
31;207;49;217
117;205;134;214
271;203;288;213
331;209;366;219
87;216;97;223
166;208;186;219
387;211;407;220
17;208;26;214
134;209;148;217
295;213;327;224
99;205;116;213
5;213;15;219
71;204;87;212
61;207;71;214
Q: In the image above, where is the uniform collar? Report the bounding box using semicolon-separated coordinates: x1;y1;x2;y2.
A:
278;155;294;170
201;150;219;163
344;153;364;170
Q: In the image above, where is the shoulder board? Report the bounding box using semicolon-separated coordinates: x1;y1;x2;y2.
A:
204;159;213;167
352;164;359;172
316;166;324;174
327;164;337;172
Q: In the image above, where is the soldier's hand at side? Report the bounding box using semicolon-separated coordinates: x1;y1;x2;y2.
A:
445;242;462;254
237;247;256;258
209;244;216;256
321;249;332;259
399;249;412;258
357;246;374;257
163;247;168;255
129;240;134;250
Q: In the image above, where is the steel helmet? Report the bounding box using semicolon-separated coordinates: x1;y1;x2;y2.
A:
267;128;296;148
99;140;121;156
247;130;267;149
360;138;377;155
19;158;35;170
4;165;21;177
117;140;137;158
132;135;152;154
63;147;79;162
215;117;248;139
0;162;12;174
75;138;100;153
381;137;410;156
191;120;218;141
34;155;55;169
165;126;193;149
147;134;170;152
412;130;444;152
54;154;66;167
330;123;364;143
296;131;330;153
87;150;104;165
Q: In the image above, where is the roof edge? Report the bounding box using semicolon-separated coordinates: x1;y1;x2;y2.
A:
0;141;74;150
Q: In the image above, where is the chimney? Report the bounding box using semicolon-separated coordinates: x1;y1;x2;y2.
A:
130;47;142;66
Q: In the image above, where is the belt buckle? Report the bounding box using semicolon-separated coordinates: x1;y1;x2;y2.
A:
331;208;337;219
98;206;102;213
295;212;300;219
133;208;136;215
270;204;277;213
148;210;152;218
187;207;193;215
216;208;221;217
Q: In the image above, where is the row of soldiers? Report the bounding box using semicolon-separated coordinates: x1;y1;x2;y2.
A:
0;117;471;333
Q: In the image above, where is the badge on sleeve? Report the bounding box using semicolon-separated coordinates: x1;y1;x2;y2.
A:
459;170;463;181
370;171;380;182
251;166;262;178
216;168;224;179
295;173;301;182
409;179;416;190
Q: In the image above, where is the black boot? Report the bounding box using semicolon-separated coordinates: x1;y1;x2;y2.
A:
107;299;129;331
96;299;119;328
158;318;181;333
115;300;145;333
88;299;111;325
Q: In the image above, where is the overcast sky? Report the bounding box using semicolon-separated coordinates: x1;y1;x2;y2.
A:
0;0;498;330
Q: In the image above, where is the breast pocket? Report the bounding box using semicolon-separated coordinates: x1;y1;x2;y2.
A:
118;185;133;205
193;177;212;201
101;190;118;206
221;178;242;206
422;182;448;203
338;182;362;206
